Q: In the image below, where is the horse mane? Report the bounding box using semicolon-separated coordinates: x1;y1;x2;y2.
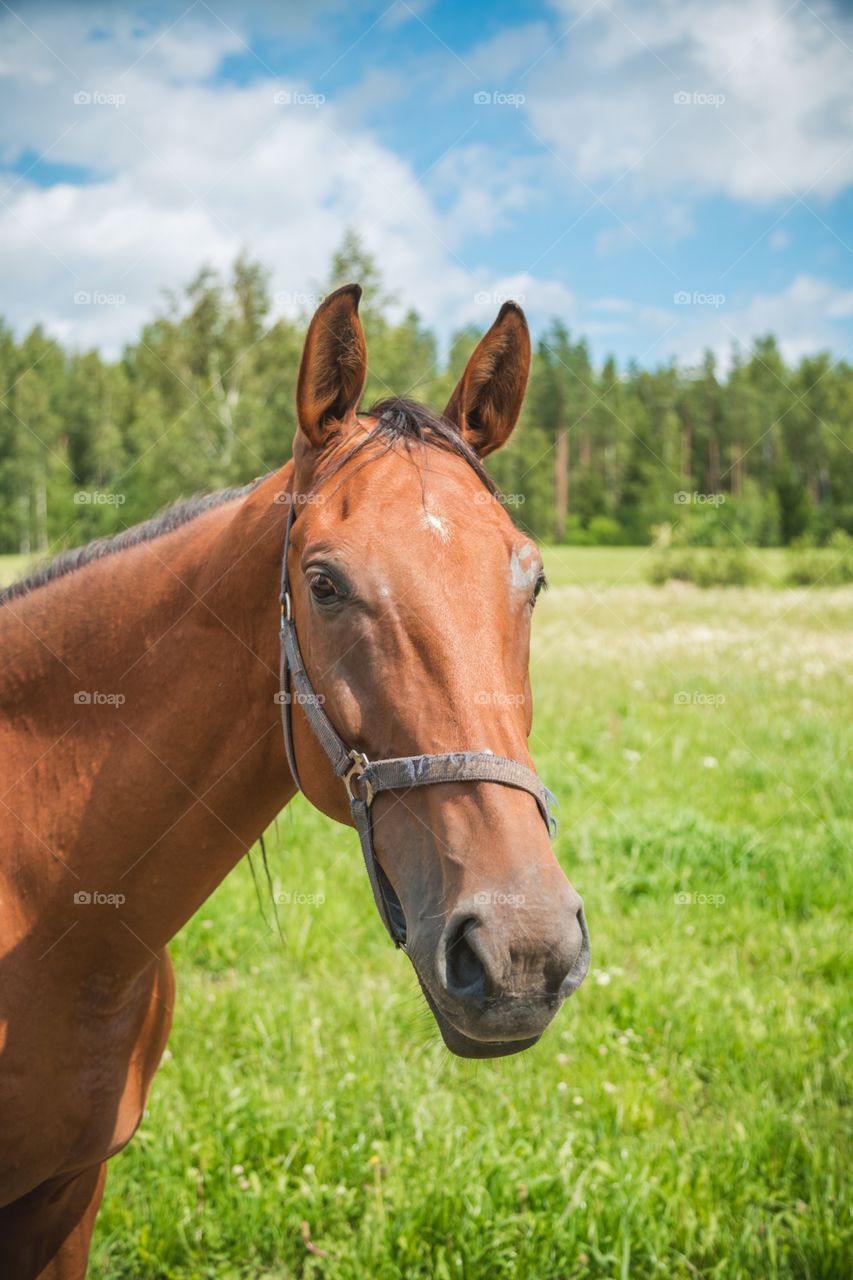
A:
0;481;262;606
0;397;497;606
318;397;500;497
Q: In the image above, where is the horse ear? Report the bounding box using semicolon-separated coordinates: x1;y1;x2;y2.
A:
444;301;531;457
296;284;368;448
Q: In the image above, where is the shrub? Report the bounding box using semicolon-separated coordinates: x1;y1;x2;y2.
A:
564;515;596;546
647;545;757;587
673;482;782;549
563;514;628;545
586;514;627;545
786;531;853;586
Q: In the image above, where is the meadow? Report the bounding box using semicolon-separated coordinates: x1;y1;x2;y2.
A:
3;549;851;1278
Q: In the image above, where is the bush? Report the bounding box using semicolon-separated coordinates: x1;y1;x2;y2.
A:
673;482;782;548
786;531;853;585
563;515;596;545
647;545;757;587
563;514;628;546
586;514;627;545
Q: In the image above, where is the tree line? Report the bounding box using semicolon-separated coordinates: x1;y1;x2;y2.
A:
1;232;851;555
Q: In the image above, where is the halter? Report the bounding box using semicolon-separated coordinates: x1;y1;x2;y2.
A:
278;497;557;948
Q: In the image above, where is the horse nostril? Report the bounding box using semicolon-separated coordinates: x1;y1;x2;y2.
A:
444;915;487;1000
560;906;591;997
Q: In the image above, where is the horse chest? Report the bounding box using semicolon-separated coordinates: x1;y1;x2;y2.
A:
0;951;174;1206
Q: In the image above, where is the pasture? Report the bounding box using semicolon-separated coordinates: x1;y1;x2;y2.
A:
4;550;851;1278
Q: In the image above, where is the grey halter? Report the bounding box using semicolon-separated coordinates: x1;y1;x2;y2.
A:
278;498;557;947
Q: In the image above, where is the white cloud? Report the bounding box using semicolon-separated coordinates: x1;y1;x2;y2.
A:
460;272;577;330
593;201;695;257
530;275;853;370
507;0;853;202
431;144;545;244
0;6;578;354
1;1;851;371
651;274;853;369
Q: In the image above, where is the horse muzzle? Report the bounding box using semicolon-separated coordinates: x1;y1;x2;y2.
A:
410;901;591;1058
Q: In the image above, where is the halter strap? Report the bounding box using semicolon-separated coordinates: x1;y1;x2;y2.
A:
278;499;556;947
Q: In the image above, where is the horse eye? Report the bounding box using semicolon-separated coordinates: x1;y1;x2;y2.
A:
532;572;547;606
308;572;339;602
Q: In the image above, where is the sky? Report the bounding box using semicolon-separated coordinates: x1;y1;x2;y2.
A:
1;0;852;369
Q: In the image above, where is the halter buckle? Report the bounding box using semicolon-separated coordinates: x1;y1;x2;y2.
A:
281;591;292;622
344;750;374;806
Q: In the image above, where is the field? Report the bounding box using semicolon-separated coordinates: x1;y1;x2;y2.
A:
4;550;852;1278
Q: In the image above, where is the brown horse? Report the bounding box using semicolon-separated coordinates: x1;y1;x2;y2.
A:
0;286;589;1278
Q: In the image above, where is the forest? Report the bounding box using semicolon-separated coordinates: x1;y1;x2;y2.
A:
2;233;851;554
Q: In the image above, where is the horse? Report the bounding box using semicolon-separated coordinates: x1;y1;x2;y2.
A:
0;285;590;1278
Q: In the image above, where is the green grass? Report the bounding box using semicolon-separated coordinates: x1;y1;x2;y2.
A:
82;565;853;1280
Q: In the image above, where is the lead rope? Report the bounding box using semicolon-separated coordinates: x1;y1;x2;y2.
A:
278;496;558;948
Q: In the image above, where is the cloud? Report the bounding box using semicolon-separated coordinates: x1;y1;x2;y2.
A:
769;228;791;251
1;0;851;372
593;201;695;257
461;272;577;330
431;144;545;244
0;15;441;349
0;4;581;354
508;0;853;203
535;275;853;370
651;274;853;369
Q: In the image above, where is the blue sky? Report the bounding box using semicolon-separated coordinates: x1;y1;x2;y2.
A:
1;0;852;368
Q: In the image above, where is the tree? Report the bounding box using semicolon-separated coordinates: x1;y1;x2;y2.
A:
0;246;850;554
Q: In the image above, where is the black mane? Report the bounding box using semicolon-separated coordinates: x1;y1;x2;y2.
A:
0;397;497;606
319;397;500;496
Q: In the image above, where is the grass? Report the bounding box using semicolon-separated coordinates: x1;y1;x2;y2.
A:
5;548;851;1276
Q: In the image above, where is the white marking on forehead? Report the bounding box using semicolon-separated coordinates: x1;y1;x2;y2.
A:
510;543;539;590
423;508;451;543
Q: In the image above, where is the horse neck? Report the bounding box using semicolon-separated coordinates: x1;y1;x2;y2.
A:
2;466;297;962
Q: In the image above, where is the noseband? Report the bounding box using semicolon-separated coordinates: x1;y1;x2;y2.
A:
278;499;556;947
